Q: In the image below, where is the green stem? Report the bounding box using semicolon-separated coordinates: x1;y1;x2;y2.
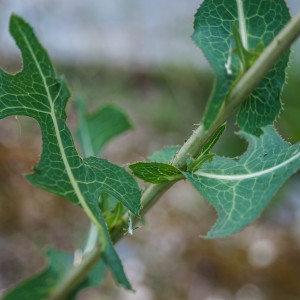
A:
48;10;300;300
48;246;102;300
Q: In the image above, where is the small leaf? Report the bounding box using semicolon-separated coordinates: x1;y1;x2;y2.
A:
183;126;300;238
133;125;225;183
129;162;183;184
3;249;106;300
75;97;132;156
192;0;290;135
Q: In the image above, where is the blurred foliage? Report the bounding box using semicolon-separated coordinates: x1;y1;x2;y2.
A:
59;64;213;137
278;64;300;142
0;62;300;299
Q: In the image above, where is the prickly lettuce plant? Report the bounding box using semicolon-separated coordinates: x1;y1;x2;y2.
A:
1;0;300;299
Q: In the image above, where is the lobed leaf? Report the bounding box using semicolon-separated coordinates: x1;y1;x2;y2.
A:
129;146;181;183
134;127;300;239
0;15;141;289
192;0;290;135
183;126;300;238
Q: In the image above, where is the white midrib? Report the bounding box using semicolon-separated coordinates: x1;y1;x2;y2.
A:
19;27;106;241
236;0;248;49
195;151;300;180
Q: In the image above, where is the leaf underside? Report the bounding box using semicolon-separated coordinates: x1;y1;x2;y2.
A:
132;127;300;238
184;126;300;238
0;15;141;293
193;0;290;135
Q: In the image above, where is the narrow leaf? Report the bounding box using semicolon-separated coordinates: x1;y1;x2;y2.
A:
192;0;290;135
198;123;226;157
129;162;183;184
0;15;141;289
187;123;226;172
183;126;300;238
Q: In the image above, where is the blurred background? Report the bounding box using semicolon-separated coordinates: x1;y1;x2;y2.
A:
0;1;300;299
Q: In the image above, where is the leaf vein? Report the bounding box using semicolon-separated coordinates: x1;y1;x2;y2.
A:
196;150;300;180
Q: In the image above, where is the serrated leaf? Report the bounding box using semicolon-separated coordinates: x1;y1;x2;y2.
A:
3;249;106;300
135;125;226;182
129;146;182;184
75;97;132;156
129;162;183;184
192;0;290;135
0;15;141;289
183;126;300;238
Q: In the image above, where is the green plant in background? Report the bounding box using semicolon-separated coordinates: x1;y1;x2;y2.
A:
1;0;300;299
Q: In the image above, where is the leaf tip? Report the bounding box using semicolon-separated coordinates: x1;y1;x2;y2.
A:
9;14;27;32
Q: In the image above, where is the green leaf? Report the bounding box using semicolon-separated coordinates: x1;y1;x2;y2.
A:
104;201;125;230
187;153;215;173
192;0;290;135
183;126;300;238
3;249;106;300
137;125;226;181
147;146;180;163
129;146;182;184
75;97;132;156
197;124;226;157
75;98;132;288
131;124;224;183
0;15;141;289
231;23;262;71
187;123;226;172
129;162;183;184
